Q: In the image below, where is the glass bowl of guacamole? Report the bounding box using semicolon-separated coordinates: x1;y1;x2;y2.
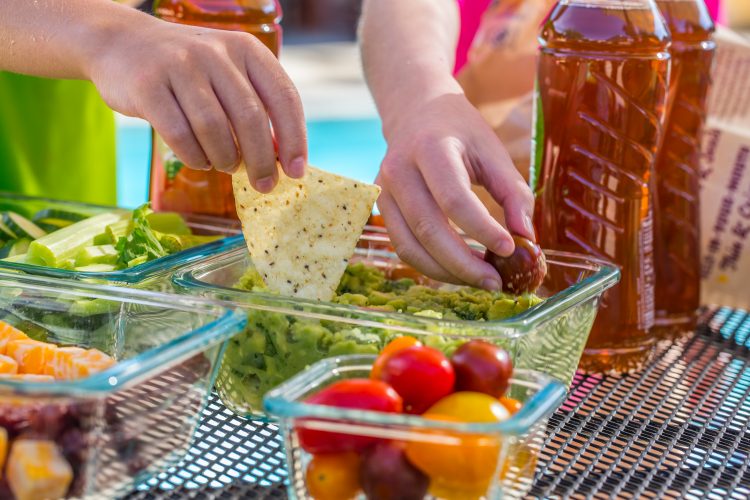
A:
172;234;619;419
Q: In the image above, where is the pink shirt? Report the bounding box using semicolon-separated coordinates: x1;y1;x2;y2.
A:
455;0;722;74
455;0;492;74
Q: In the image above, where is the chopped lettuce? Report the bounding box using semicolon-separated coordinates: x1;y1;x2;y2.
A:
115;205;169;266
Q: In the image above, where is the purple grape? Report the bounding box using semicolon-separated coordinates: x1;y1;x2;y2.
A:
29;404;68;438
360;442;429;500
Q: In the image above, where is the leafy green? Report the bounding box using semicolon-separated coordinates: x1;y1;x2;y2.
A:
115;204;168;266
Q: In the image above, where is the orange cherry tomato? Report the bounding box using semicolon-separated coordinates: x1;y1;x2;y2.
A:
370;337;422;380
305;452;361;500
499;397;522;415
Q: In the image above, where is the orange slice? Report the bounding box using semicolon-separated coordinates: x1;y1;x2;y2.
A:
0;354;19;375
6;339;58;375
0;321;29;355
67;348;115;380
44;347;86;379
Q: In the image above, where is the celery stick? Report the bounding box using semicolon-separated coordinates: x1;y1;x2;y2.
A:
75;245;118;267
106;219;131;243
127;255;148;268
146;212;191;235
74;264;118;273
93;232;114;246
176;234;222;248
158;233;183;254
2;253;26;263
26;212;128;268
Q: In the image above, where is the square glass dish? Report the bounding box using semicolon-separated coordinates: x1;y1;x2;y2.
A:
0;270;245;499
172;233;619;418
0;192;242;286
264;355;567;500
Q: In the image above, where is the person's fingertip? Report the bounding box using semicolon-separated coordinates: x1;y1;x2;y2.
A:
523;215;536;241
481;278;501;291
254;175;276;193
497;236;515;257
286;157;306;178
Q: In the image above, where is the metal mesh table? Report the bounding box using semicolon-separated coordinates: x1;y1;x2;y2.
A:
126;307;750;499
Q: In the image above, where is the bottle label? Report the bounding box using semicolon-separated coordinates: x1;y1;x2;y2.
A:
639;206;656;331
529;81;544;196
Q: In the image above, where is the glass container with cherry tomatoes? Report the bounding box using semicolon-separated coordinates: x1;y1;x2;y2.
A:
264;344;566;500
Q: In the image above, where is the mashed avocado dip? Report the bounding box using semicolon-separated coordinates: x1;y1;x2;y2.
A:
216;262;544;415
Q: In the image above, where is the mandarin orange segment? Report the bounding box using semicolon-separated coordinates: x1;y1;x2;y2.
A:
0;321;29;356
6;340;58;375
67;349;116;380
44;347;86;379
0;354;19;375
6;440;73;500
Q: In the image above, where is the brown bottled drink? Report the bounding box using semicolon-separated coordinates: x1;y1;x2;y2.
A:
150;0;282;218
653;0;715;340
532;0;671;373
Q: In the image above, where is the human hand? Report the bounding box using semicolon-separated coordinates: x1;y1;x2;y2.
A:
376;87;535;290
86;16;306;193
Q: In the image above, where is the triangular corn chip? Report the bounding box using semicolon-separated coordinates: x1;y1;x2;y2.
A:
232;164;380;301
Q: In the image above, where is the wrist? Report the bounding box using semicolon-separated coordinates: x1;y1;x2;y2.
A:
70;3;149;80
376;68;464;140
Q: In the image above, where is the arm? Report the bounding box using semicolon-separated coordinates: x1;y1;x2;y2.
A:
0;0;306;192
360;0;536;290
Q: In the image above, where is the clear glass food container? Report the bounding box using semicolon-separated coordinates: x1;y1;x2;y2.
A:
0;192;242;287
264;355;567;500
172;233;619;418
0;270;245;499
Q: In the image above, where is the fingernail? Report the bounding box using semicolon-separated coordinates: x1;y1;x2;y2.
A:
524;215;536;240
288;157;306;178
255;176;276;193
481;279;501;291
498;238;515;256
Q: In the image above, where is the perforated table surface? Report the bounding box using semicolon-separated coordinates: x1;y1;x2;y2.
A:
126;307;750;499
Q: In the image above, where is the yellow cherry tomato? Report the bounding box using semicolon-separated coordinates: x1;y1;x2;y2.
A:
405;392;510;498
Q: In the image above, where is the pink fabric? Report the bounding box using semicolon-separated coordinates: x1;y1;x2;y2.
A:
455;0;493;74
704;0;721;22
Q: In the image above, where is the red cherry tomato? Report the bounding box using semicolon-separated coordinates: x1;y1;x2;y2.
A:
375;346;455;414
370;337;422;380
450;340;513;398
298;379;403;454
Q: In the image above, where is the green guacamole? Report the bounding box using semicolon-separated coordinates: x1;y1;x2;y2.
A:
217;262;544;416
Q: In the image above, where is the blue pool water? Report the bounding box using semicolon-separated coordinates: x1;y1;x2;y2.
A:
115;118;387;208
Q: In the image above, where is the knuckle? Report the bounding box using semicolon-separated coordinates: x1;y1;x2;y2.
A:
192;111;225;136
437;188;464;215
392;241;420;270
378;157;403;184
213;149;240;171
159;120;191;145
412;216;438;247
275;80;301;104
237;100;267;127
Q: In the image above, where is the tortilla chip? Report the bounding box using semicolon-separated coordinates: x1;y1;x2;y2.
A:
232;164;381;301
